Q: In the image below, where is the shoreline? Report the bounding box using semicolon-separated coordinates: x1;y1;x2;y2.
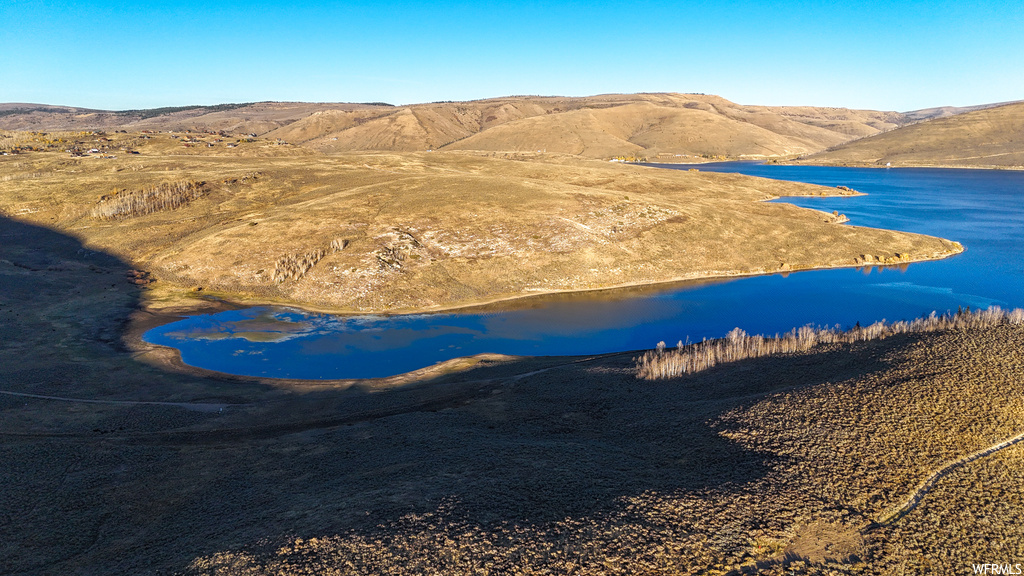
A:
140;246;964;319
138;186;960;321
127;246;965;384
783;160;1024;171
651;158;1024;172
124;305;534;391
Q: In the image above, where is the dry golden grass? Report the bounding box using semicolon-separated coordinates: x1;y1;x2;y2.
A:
2;93;905;160
801;101;1024;169
0;132;961;314
879;442;1024;573
0;102;386;134
281;93;903;160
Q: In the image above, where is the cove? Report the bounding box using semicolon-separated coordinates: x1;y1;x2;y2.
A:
144;163;1024;379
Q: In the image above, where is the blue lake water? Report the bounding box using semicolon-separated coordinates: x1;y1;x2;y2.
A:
144;163;1024;379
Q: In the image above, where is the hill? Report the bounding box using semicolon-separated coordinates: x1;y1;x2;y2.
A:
901;99;1024;123
279;93;907;160
0;93;906;160
0;131;961;314
0;101;393;134
799;101;1024;169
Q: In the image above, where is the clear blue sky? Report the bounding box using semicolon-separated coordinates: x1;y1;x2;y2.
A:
2;0;1021;111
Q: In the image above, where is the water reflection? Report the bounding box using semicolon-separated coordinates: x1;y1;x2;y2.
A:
145;164;1024;379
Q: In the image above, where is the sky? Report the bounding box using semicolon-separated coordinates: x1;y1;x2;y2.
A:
1;0;1022;112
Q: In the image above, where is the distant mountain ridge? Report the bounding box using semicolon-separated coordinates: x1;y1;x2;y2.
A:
0;101;393;134
1;93;1015;161
901;100;1024;123
800;101;1024;169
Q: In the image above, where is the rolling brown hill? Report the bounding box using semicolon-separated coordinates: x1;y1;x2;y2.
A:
1;93;906;160
800;101;1024;169
281;93;907;159
0;101;392;134
901;99;1023;123
0;97;1007;576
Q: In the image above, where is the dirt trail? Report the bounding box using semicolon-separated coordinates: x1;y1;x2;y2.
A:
876;429;1024;525
722;428;1024;576
0;389;234;412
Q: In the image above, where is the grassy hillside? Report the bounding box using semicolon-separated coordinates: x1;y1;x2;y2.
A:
901;99;1023;123
0;101;391;134
0;130;961;313
801;101;1024;169
0;93;905;160
286;93;906;160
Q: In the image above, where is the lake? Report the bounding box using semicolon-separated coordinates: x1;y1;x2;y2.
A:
144;163;1024;379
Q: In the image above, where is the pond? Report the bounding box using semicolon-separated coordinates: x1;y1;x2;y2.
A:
144;163;1024;379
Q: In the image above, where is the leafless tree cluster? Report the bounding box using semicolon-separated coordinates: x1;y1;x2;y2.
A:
91;180;208;219
272;248;326;283
271;239;347;283
637;306;1024;380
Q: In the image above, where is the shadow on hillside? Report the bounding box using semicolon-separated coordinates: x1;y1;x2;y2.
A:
0;215;143;373
0;214;897;575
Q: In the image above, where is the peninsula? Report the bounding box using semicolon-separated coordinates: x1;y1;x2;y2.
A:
0;97;964;315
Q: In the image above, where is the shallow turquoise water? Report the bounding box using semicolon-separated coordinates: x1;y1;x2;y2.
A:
145;163;1024;379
